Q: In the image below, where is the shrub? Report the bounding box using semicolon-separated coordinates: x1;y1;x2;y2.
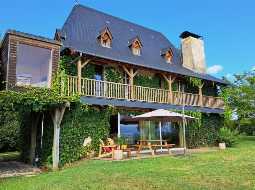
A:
218;127;239;147
0;110;21;152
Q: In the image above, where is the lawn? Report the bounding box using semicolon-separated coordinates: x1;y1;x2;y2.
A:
0;137;255;190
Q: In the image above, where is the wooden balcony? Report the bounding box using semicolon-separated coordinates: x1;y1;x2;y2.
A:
66;76;224;109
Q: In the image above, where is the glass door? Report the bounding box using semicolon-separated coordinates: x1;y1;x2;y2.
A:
139;120;159;140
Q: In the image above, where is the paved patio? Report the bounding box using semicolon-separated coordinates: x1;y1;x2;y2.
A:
96;147;218;161
0;161;41;178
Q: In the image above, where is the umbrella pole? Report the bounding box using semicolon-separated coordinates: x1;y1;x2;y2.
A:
149;121;151;140
159;121;162;152
182;105;186;155
117;112;120;138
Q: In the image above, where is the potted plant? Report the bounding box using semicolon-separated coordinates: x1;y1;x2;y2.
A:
112;137;126;160
218;127;238;149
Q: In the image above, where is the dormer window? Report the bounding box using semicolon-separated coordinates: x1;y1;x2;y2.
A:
129;37;142;56
161;48;173;63
98;27;112;48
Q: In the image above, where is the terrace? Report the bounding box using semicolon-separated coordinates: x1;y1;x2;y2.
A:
66;75;224;109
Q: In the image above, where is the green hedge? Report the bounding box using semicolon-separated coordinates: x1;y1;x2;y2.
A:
0;97;22;152
0;110;21;152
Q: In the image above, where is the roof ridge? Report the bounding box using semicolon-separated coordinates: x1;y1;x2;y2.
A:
74;4;164;36
5;29;61;45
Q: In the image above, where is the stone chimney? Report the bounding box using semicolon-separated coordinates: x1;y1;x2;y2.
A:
180;31;207;74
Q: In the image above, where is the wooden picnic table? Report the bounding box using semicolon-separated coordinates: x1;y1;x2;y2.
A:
135;140;175;156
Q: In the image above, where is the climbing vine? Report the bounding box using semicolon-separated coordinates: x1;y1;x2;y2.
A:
187;76;203;87
134;74;167;89
104;67;123;83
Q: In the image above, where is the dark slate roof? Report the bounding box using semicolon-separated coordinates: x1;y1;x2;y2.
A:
61;4;226;84
81;97;224;114
5;30;61;46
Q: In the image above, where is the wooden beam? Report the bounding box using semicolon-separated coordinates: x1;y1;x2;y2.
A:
81;59;91;69
122;65;131;77
50;102;70;170
133;69;139;77
162;74;170;83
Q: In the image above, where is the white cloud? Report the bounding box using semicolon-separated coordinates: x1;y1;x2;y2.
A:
225;73;235;82
206;65;223;74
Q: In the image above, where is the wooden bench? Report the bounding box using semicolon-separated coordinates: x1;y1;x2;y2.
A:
151;143;175;154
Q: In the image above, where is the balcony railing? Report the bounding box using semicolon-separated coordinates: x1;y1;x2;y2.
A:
66;76;224;109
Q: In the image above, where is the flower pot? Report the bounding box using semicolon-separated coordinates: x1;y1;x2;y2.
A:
219;142;226;150
113;149;123;160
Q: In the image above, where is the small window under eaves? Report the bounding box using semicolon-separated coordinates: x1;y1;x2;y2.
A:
161;48;173;64
129;37;142;56
98;27;113;48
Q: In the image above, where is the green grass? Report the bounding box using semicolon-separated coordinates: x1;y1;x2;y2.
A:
1;137;255;190
0;151;20;162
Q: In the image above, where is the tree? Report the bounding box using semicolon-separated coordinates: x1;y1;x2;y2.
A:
222;71;255;130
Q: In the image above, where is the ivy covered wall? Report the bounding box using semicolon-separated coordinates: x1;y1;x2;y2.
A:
185;113;224;148
17;102;224;167
25;104;114;166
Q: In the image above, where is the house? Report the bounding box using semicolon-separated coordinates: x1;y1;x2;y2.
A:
0;5;226;166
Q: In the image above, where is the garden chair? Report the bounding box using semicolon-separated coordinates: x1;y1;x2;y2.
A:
98;138;117;158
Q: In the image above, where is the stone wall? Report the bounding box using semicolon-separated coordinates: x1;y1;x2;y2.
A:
181;36;207;74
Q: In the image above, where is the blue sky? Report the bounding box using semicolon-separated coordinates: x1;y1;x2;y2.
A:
1;0;254;79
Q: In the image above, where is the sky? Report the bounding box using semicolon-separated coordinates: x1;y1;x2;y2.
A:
1;0;255;79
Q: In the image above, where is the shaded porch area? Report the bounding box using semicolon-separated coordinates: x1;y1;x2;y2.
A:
100;109;196;160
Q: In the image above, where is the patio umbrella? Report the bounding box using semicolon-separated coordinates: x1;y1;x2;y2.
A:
132;109;196;151
132;109;195;122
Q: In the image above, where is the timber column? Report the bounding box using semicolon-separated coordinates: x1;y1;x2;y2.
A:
122;66;139;100
162;74;175;104
198;84;204;107
77;59;82;94
50;102;70;170
77;57;90;95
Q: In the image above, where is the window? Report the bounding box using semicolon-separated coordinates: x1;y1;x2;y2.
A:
129;37;142;56
101;33;111;48
16;44;52;87
98;27;112;48
132;45;141;56
161;48;173;63
165;50;173;63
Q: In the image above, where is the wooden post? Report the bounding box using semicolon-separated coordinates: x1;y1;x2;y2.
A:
77;59;82;94
122;66;138;100
50;102;70;170
162;74;175;104
29;114;40;164
198;84;204;107
77;58;90;95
